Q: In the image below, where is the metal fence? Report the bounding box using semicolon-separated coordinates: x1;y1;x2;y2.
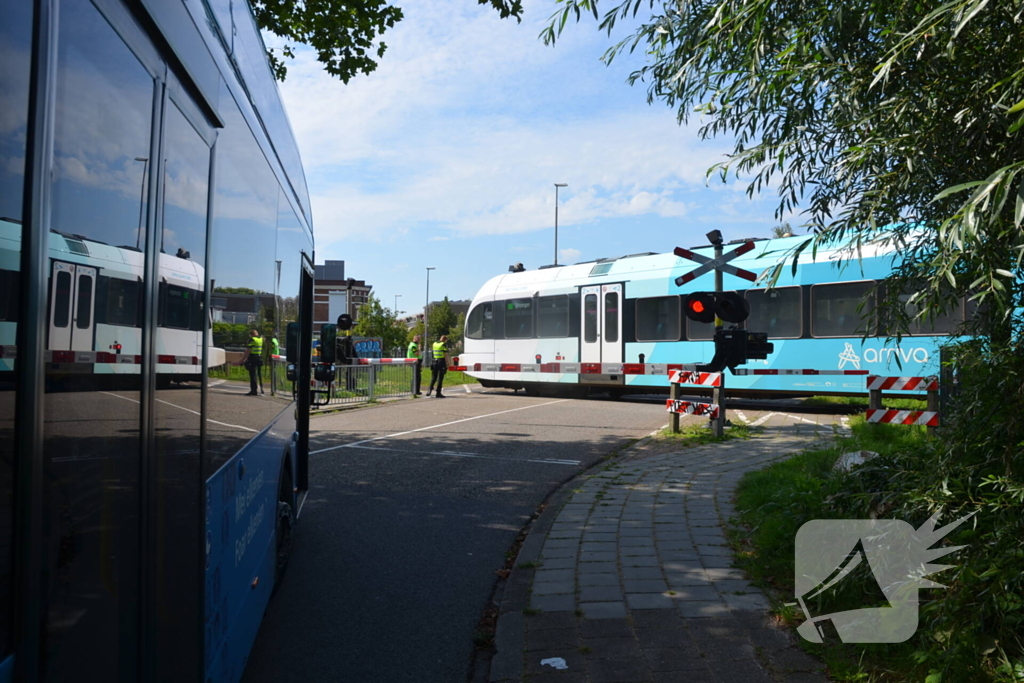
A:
315;362;416;407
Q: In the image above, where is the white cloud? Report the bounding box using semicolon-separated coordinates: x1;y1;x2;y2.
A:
428;236;449;241
559;247;581;261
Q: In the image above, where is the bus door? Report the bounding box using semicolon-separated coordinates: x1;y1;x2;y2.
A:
48;261;96;352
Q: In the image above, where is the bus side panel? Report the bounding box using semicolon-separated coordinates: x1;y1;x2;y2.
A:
204;409;294;683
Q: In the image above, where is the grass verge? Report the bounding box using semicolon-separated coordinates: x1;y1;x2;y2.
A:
801;395;928;410
729;418;950;682
652;421;756;446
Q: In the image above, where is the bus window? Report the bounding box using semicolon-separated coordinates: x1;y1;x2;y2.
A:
584;294;597;343
504;298;533;338
745;287;801;338
43;0;154;676
537;296;569;338
635;296;680;342
163;284;194;330
466;302;493;339
811;281;877;337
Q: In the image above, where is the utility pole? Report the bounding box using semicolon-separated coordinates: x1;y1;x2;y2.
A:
425;267;435;359
554;183;567;266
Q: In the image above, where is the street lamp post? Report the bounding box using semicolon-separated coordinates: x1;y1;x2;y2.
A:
554;183;567;266
425;267;435;358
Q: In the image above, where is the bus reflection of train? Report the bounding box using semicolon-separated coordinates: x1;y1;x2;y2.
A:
459;234;967;398
0;218;225;384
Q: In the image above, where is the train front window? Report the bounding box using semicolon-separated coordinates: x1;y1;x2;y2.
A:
811;281;876;337
466;302;492;339
537;296;569;338
636;296;680;342
163;285;194;330
745;287;801;338
53;271;71;328
505;298;533;338
584;294;597;343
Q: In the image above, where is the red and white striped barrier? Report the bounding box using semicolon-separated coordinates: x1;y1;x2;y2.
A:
866;375;938;391
447;362;700;374
43;350;148;364
866;409;939;427
669;370;721;387
355;357;417;365
732;368;869;376
666;399;720;417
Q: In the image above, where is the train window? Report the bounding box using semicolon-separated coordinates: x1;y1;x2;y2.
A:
76;274;93;328
537;296;569;338
466;302;493;339
897;295;961;336
584;294;597;343
635;296;680;341
811;281;876;337
164;285;194;330
53;270;72;328
100;278;141;327
604;292;619;343
745;287;801;338
0;270;17;321
504;298;533;338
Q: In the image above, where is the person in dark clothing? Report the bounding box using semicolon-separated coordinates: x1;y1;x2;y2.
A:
426;335;449;398
408;334;422;395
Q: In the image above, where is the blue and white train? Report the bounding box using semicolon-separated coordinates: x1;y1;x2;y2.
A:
459;235;964;398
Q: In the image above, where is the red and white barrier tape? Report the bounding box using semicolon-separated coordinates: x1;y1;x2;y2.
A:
866;409;939;427
355;357;418;365
732;368;869;376
447;362;701;374
668;370;721;387
866;375;938;391
666;399;720;417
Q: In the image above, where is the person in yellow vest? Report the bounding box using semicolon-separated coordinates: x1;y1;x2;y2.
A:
241;329;264;395
407;334;422;395
426;334;449;398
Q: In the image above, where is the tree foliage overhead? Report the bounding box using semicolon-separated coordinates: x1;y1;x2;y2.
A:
544;0;1024;338
352;293;408;354
254;0;524;82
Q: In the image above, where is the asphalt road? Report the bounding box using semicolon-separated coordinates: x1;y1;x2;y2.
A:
240;386;849;683
241;387;671;683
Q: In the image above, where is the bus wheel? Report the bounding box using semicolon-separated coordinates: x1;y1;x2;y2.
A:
274;468;295;589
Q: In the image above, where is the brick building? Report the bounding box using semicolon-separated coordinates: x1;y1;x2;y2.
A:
313;260;372;335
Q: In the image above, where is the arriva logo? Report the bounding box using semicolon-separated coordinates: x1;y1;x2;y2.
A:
838;345;930;369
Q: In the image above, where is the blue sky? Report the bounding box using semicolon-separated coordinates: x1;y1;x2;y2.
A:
268;0;792;316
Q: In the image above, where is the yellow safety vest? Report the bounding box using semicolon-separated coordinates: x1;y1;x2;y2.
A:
248;336;264;354
407;341;420;359
432;341;447;359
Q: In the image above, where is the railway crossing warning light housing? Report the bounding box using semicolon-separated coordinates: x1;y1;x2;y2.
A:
683;291;750;324
698;329;776;373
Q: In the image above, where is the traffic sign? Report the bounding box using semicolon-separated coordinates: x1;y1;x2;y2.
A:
674;241;759;285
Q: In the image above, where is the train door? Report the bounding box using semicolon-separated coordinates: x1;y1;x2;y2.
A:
581;285;600;363
48;261;96;352
580;283;623;365
601;284;622;365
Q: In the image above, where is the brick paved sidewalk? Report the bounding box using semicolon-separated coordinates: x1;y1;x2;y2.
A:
489;429;830;683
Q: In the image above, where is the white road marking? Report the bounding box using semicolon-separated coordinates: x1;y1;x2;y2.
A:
340;444;581;466
734;410;749;424
463;384;472;394
750;412;778;427
310;399;567;454
783;413;820;425
100;391;260;433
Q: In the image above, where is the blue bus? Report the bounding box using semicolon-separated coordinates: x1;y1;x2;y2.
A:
1;0;314;681
459;235;966;397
